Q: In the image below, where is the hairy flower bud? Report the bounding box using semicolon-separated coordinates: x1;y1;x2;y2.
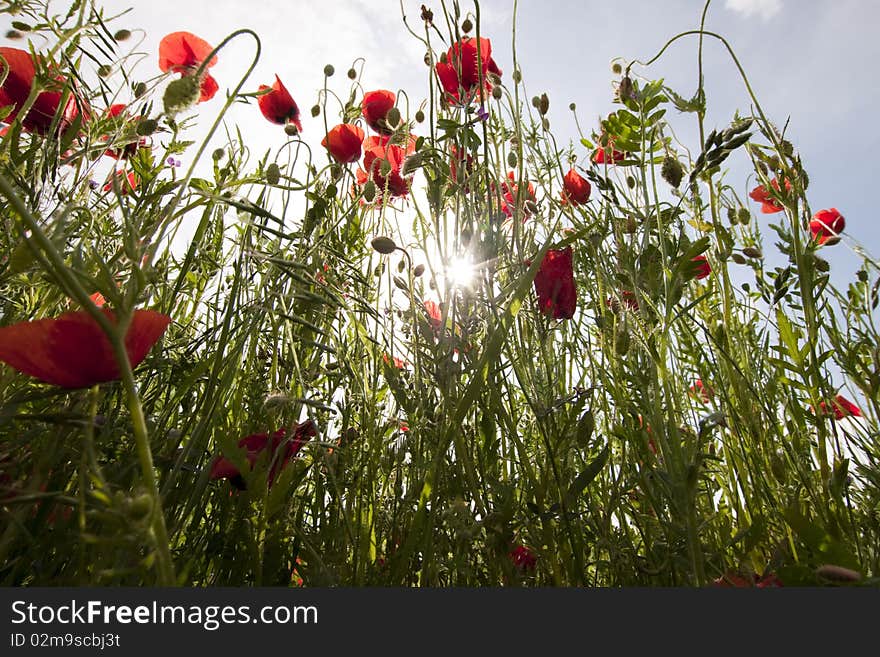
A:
310;104;320;117
415;109;425;123
163;75;201;116
266;163;281;185
461;18;473;33
661;155;684;188
371;236;397;254
323;64;335;77
742;246;763;259
114;29;132;41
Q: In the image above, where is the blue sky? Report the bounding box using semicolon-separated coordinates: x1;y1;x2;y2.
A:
7;0;877;283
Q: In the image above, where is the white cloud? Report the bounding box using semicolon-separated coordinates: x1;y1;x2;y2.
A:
725;0;783;20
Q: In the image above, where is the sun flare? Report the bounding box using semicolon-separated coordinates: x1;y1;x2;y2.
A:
446;256;476;289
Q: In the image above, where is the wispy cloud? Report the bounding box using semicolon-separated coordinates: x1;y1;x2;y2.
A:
725;0;783;20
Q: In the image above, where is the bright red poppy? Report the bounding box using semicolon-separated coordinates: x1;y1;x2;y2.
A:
508;545;537;572
361;89;396;134
0;308;171;388
0;46;85;135
89;292;107;308
606;290;639;313
322;123;364;163
691;255;711;280
102;170;138;194
449;144;475;186
102;104;147;159
592;137;625;165
561;168;591;206
532;247;577;320
158;32;219;103
382;353;408;370
210;420;317;490
356;135;416;199
689;379;714;403
435;37;502;104
424;300;443;331
809;208;845;245
816;394;862;421
499;171;536;219
257;75;302;132
749;178;790;214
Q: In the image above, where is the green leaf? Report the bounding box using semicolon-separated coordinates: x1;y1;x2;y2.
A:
565;444;609;505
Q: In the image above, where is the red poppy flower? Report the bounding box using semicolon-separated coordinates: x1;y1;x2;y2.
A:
592;137;625;165
102;170;138;194
532;247;577;320
356;135;416;199
210;420;317;490
561;168;591;206
0;46;85;135
691;255;711;280
809;208;845;245
499;171;536;219
257;75;302;132
89;292;106;308
158;32;219;103
815;394;862;421
606;290;639;313
424;300;443;331
0;308;171;388
382;353;408;370
435;37;502;104
508;545;537;572
361;89;396;134
689;379;714;403
322;123;364;163
102;104;147;159
449;144;475;186
749;178;791;214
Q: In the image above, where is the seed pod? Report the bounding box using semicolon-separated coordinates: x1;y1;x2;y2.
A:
742;246;763;259
371;236;397;254
323;64;335;77
284;122;299;136
266;163;281;185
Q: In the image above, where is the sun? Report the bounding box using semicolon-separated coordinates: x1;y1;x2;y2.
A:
445;256;476;289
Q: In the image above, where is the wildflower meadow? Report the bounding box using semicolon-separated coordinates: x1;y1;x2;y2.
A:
0;0;877;588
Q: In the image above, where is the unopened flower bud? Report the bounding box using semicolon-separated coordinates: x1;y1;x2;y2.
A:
492;86;503;100
212;148;225;161
114;28;132;41
542;117;550;131
512;69;522;83
380;158;392;177
661;155;683;188
401;152;423;176
731;253;747;265
98;64;112;78
415;109;425;123
363;180;377;202
742;246;763;259
569;102;576;111
5;30;23;39
813;255;830;272
266;163;281;185
397;259;406;273
323;64;335;77
133;81;148;98
284;122;299;137
611;62;623;74
310;104;320;117
163;75;200;115
385;106;401;128
371;236;397;254
413;264;425;277
525;200;539;215
461;18;473;33
507;152;517;168
136;118;158;136
11;21;31;32
737;208;751;224
538;93;549;115
347;67;357;79
393;275;409;291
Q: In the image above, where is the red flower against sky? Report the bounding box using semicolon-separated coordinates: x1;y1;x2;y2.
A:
449;144;475;186
424;300;443;332
592;136;625;165
102;104;147;159
815;394;862;421
257;75;302;132
103;170;138;194
809;208;845;245
691;255;711;280
435;36;502;104
322;123;364;163
532;247;577;320
561;168;591;206
210;420;317;490
508;545;537;572
689;379;714;403
499;171;536;219
0;308;171;388
749;178;790;214
158;32;219;103
361;89;396;134
382;353;408;370
357;135;416;199
0;46;85;135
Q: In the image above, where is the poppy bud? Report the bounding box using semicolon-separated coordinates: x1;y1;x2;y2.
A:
266;163;281;185
385;106;401;128
742;246;763;259
371;236;398;254
310;104;320;117
163;75;201;115
538;93;549;115
727;208;737;225
114;29;132;41
731;253;747;265
661;155;683;188
737;208;751;224
330;164;342;180
611;62;623;74
393;276;409;291
284;123;299;136
462;18;473;33
524;200;538;215
569;102;576;111
98;64;112;77
507;152;517;168
380;158;392;177
347;67;357;79
323;64;335;77
133;81;148;98
857;270;868;283
326;184;337;197
11;20;31;31
512;69;521;83
492;86;503;100
414;264;425;277
531;96;540;109
397;259;406;273
542;118;550;131
136;118;158;136
401;152;423;176
813;256;829;272
212;147;225;161
415;110;425;123
363;180;377;202
626;176;636;189
5;30;22;39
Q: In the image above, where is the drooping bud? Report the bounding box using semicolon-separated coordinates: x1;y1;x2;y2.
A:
512;69;522;83
661;155;684;188
413;264;425;277
538;93;549;116
266;163;281;185
507;152;517;168
363;180;377;202
133;82;148;98
569;102;576;111
371;236;397;254
163;75;201;116
742;246;763;259
385;106;401;129
461;18;473;33
310;104;320;117
415;109;425;123
212;148;225;161
611;62;623;74
114;29;132;41
323;64;335;77
347;67;357;79
737;208;751;224
492;86;503;100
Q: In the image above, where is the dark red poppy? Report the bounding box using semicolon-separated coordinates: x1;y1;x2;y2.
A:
508;545;537;572
532;247;577;320
749;178;790;214
102;170;138;194
0;46;85;135
816;394;862;421
257;75;302;132
809;208;845;245
102;104;147;159
691;255;711;280
158;32;219;103
356;135;416;199
499;171;536;218
210;420;317;490
0;308;171;388
606;290;639;313
361;89;396;134
561;168;591;206
435;36;502;104
322;123;364;163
